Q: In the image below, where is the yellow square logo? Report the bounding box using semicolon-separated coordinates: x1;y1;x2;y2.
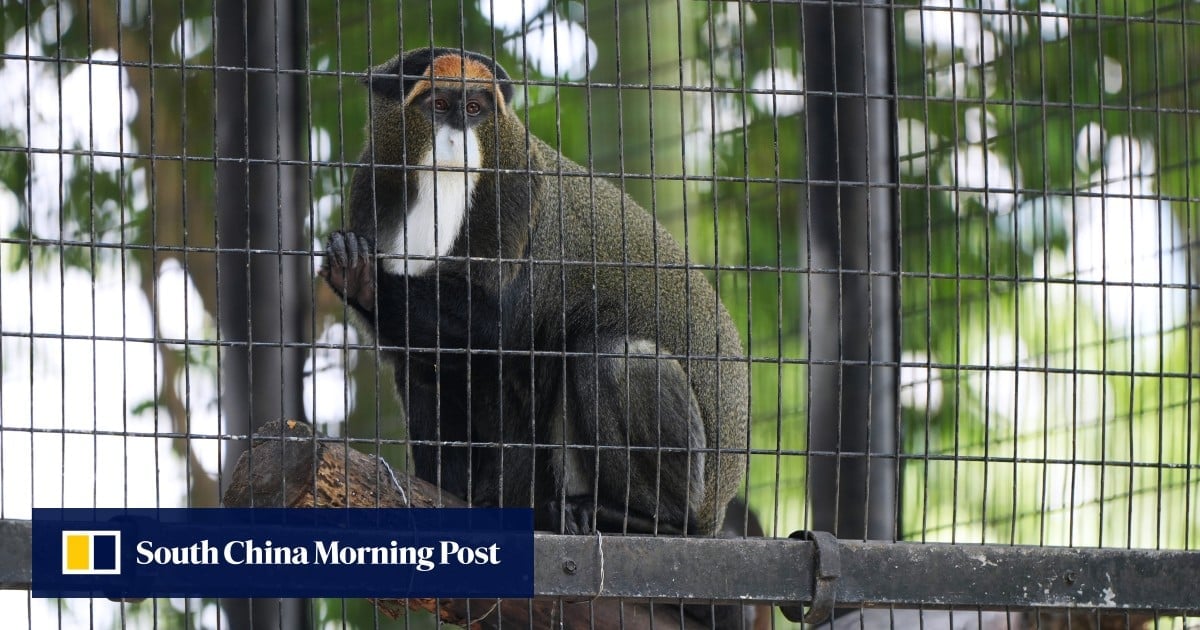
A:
61;531;121;575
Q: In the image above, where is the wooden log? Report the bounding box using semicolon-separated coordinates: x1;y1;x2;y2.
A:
222;419;706;630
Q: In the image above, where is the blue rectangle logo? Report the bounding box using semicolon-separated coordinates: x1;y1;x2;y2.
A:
33;508;534;598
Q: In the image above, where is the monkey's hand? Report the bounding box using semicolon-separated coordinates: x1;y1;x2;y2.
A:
320;231;378;317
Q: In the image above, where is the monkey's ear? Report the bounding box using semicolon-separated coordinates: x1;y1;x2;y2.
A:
361;55;406;101
494;67;514;108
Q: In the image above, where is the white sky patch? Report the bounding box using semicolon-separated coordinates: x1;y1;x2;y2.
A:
58;49;138;174
1043;462;1097;510
749;67;804;117
171;360;222;476
686;93;751;177
35;3;73;43
1039;2;1071;41
1068;134;1187;365
0;33;187;517
702;4;757;53
478;0;549;33
1102;133;1155;179
942;143;1019;214
304;321;359;434
962;107;996;145
0;35;138;239
0;255;187;513
155;258;210;346
1071;192;1187;347
0;208;194;628
169;17;213;61
311;192;340;260
505;14;597;80
675;64;724;190
980;0;1028;42
152;256;221;479
0;188;17;235
1022;260;1118;434
1075;122;1104;173
903;0;1002;67
899;351;944;413
897;118;940;176
310;127;333;163
966;332;1044;429
1099;56;1122;95
932;61;998;99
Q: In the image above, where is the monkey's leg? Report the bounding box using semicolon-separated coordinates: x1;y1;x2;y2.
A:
399;371;479;504
413;351;538;511
551;337;707;535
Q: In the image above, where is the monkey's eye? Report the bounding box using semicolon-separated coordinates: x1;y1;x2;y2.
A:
432;98;450;113
465;100;482;116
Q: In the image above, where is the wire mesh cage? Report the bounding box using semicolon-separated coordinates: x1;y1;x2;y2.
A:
0;0;1198;628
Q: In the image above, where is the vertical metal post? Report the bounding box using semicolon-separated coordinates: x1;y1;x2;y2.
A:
215;0;310;627
804;0;899;544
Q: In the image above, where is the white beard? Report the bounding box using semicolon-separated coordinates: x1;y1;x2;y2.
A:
382;125;480;276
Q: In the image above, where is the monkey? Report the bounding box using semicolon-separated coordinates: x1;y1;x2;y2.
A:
320;48;748;540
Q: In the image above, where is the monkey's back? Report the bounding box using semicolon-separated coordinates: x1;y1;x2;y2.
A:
525;139;749;532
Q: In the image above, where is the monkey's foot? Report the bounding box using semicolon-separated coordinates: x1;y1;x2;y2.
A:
544;496;598;535
321;231;377;311
544;497;679;535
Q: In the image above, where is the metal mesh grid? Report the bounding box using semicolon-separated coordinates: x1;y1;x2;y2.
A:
0;0;1196;628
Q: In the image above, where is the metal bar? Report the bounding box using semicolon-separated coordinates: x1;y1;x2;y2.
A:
0;519;31;589
536;534;1200;613
803;0;899;543
534;534;815;602
832;541;1200;611
4;520;1197;613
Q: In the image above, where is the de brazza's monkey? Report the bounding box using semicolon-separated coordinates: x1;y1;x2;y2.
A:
321;48;747;537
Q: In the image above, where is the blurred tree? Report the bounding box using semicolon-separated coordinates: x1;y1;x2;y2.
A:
892;0;1200;550
212;0;309;627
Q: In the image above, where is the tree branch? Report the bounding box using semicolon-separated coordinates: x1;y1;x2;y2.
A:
222;419;708;630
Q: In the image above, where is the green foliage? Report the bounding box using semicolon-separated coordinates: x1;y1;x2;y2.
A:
894;0;1200;549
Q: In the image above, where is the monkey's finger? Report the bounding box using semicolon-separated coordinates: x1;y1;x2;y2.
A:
327;231;349;269
357;234;373;262
345;230;361;266
322;267;349;301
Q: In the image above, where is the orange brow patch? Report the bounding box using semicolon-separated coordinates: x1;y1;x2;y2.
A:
405;54;505;107
429;54;494;81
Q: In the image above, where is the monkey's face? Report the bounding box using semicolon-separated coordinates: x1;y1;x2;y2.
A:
365;50;515;176
405;81;498;172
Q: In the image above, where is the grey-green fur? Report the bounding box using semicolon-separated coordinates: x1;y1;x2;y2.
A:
342;48;748;536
